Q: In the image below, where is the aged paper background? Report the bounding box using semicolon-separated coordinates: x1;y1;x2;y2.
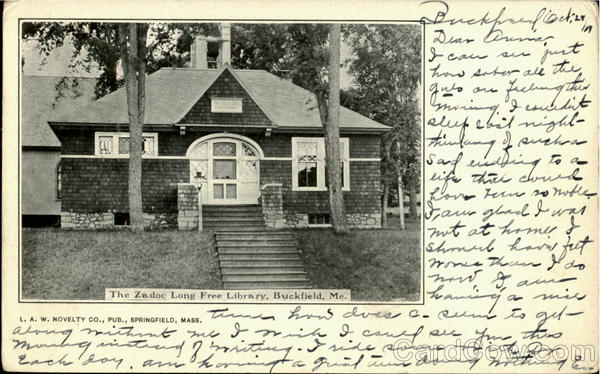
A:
2;0;598;372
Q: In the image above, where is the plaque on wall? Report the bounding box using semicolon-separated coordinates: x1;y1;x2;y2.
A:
211;97;243;113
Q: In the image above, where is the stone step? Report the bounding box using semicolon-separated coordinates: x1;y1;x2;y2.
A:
208;226;268;232
220;259;304;267
219;253;301;261
222;273;309;282
221;267;306;275
217;247;300;254
203;216;265;222
204;212;264;218
217;240;295;247
217;229;295;234
223;281;311;290
203;205;262;212
205;225;266;231
202;221;266;230
216;233;294;241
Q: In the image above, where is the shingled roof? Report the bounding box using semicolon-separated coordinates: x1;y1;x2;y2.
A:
52;65;389;132
22;75;97;147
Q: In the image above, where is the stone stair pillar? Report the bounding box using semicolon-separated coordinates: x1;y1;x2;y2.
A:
260;183;286;229
177;183;199;230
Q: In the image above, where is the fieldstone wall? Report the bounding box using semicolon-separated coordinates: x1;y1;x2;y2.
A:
143;213;177;230
60;212;113;229
177;183;199;230
278;213;381;229
261;184;286;229
285;213;309;228
346;213;381;229
60;211;179;230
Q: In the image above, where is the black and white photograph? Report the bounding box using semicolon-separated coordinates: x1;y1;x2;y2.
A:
5;0;599;372
20;21;422;302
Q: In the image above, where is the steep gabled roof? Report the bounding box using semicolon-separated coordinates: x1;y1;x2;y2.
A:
177;65;279;126
22;75;97;147
52;66;390;132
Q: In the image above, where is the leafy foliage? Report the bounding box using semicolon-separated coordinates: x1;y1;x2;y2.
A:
341;24;421;191
230;23;330;98
22;22;220;97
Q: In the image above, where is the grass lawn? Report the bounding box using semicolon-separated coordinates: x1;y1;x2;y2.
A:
21;229;221;300
295;217;421;302
21;216;420;302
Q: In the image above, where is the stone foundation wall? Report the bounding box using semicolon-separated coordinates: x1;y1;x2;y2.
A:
278;213;381;229
177;183;199;230
60;212;113;229
346;213;381;229
61;212;178;230
259;183;381;229
284;213;309;228
143;213;177;230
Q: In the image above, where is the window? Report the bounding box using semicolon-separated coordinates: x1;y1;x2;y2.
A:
212;141;238;199
308;213;331;227
291;137;350;191
56;161;62;200
94;132;158;156
297;141;318;187
114;213;130;226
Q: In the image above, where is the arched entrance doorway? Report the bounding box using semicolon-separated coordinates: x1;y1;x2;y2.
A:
187;133;262;205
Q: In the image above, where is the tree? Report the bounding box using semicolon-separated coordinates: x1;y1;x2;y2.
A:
231;23;349;233
342;24;421;228
118;23;148;232
23;23;121;97
231;24;289;74
321;24;348;234
23;22;219;97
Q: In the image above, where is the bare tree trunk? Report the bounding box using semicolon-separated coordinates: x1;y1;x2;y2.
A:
120;23;145;232
397;173;406;230
409;184;418;218
323;23;348;234
381;183;388;227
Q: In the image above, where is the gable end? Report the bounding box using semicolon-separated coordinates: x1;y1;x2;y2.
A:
178;69;273;127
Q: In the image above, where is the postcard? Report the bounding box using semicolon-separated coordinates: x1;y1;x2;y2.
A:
2;0;598;372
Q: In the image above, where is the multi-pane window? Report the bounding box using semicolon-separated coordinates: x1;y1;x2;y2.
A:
212;142;238;199
94;132;158;156
291;137;350;191
297;142;318;187
308;213;331;226
98;136;113;155
213;142;236;157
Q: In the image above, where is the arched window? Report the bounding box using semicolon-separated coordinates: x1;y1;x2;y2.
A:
56;161;62;200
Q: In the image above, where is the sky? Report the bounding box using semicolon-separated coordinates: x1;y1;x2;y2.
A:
22;30;355;88
22;39;99;77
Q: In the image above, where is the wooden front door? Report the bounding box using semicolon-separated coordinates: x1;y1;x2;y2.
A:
189;137;260;205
